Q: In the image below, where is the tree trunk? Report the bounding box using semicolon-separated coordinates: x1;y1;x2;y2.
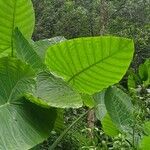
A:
100;0;108;35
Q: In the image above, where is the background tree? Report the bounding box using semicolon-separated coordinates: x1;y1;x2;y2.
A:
31;0;150;149
32;0;150;66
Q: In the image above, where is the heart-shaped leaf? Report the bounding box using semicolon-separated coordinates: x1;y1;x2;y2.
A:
46;36;134;94
26;72;83;108
105;86;134;132
0;57;56;149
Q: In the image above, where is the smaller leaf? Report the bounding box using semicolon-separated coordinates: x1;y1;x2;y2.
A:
105;86;134;132
26;72;83;108
102;114;120;137
14;28;46;72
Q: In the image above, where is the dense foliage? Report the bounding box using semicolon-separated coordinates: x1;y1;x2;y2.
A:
0;0;149;150
32;0;150;64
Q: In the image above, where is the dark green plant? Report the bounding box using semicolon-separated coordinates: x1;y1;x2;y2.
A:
0;0;135;149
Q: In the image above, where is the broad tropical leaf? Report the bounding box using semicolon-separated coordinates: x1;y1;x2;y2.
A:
102;114;120;137
105;86;134;132
46;36;134;94
0;57;56;149
14;28;46;72
0;0;35;56
26;72;83;108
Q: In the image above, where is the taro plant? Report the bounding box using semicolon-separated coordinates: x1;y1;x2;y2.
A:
94;59;150;149
0;0;136;149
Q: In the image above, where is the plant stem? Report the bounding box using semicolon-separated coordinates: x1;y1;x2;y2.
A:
49;109;91;150
87;109;95;139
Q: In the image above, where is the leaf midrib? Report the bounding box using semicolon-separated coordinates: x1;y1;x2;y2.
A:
67;48;129;83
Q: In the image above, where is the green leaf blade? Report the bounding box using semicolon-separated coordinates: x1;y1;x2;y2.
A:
105;86;134;132
0;57;35;104
14;28;46;72
102;113;120;137
26;72;83;108
46;36;134;94
0;100;56;150
0;0;35;56
0;57;56;149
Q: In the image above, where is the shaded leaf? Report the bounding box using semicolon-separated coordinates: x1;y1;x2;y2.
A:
33;36;66;61
26;72;83;108
94;90;107;121
0;57;56;149
14;28;46;72
105;86;134;132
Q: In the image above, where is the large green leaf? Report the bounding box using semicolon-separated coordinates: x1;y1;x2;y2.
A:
105;86;134;132
14;28;46;72
0;0;35;56
0;57;56;149
26;72;83;108
45;36;134;94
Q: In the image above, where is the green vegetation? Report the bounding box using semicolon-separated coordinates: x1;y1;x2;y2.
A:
0;0;149;150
